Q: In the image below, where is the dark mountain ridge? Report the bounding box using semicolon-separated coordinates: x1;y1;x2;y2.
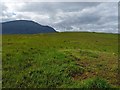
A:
1;20;56;34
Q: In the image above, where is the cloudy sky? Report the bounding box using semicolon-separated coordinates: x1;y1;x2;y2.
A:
1;1;118;33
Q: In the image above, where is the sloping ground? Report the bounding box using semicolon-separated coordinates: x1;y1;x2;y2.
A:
2;20;56;34
2;32;119;88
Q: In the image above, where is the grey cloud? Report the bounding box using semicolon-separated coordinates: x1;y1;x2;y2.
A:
18;2;101;13
52;3;118;33
1;3;8;11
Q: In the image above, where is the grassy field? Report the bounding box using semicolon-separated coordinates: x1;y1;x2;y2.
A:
2;32;119;88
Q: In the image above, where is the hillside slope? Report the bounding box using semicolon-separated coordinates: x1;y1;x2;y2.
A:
2;20;56;34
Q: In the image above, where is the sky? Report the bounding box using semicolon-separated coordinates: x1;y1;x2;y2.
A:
1;0;119;33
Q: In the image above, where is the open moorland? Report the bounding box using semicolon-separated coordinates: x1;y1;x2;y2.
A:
2;32;119;88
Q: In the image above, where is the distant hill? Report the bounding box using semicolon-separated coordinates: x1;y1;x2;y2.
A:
2;20;56;34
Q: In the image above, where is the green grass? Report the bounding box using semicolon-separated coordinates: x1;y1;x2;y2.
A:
2;32;119;88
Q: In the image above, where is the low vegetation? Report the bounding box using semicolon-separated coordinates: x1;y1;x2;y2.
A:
2;32;119;88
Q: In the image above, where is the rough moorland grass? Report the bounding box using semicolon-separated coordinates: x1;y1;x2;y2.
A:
79;77;111;88
2;32;119;88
